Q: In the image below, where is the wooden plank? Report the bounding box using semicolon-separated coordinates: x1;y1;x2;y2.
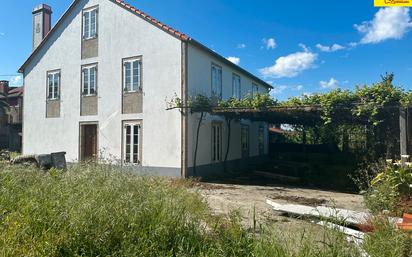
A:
266;199;369;225
317;221;364;239
317;221;370;257
254;171;300;183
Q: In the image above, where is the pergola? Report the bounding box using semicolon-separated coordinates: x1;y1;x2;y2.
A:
209;105;369;126
209;105;412;158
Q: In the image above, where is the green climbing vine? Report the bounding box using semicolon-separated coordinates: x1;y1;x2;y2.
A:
167;74;411;160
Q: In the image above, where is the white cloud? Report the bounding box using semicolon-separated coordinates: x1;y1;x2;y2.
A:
271;85;288;95
316;43;345;52
348;42;358;48
355;7;412;44
320;78;339;89
237;43;246;49
262;38;277;49
269;84;303;98
0;33;5;36
10;76;22;86
227;56;240;65
260;45;317;78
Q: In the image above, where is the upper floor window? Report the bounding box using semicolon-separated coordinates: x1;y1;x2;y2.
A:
123;57;142;92
82;65;97;96
232;74;241;99
211;64;222;98
252;83;259;96
83;8;98;40
47;71;60;100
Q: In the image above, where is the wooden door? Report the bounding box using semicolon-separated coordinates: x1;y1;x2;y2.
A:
81;124;97;161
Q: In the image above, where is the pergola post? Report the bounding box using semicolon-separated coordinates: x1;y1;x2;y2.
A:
399;107;408;158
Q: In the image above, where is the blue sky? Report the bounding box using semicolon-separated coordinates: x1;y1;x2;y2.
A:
0;0;411;100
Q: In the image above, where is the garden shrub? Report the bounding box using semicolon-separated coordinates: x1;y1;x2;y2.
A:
354;159;412;216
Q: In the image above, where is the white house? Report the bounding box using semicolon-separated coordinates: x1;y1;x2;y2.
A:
19;0;272;177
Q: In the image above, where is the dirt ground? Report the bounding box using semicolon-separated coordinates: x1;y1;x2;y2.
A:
194;182;366;232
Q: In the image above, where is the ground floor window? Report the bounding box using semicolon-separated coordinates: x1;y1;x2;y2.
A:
258;126;265;155
212;122;223;162
241;125;249;158
123;121;141;165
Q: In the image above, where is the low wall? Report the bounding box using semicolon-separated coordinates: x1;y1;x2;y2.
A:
187;155;270;178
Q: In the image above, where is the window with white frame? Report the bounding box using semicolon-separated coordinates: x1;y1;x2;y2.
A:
82;65;97;96
47;71;60;100
123;122;141;165
211;123;223;162
211;64;222;98
232;74;241;99
252;83;259;96
83;8;98;40
123;58;142;92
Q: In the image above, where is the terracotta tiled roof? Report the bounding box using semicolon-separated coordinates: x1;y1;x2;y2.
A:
113;0;190;41
8;87;24;95
19;0;272;89
269;127;286;134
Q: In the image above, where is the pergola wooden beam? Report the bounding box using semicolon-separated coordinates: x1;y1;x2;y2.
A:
210;106;367;126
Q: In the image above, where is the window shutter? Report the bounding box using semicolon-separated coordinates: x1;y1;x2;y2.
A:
139;60;142;90
92;66;97;94
56;73;60;98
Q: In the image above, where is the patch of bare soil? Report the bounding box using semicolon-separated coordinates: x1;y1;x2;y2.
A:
269;193;327;206
195;183;366;231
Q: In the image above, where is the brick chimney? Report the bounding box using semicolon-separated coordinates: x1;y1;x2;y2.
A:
0;80;9;97
32;4;52;50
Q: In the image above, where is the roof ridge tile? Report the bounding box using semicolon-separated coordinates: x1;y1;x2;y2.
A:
116;0;190;41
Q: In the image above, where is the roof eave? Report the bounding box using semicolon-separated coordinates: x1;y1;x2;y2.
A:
18;0;272;91
18;0;81;74
187;39;273;89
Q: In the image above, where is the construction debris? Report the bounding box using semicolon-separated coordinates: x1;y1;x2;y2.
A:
11;152;67;170
266;199;372;255
317;221;369;257
397;213;412;238
266;199;369;225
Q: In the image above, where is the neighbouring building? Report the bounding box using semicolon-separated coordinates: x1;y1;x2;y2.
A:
19;0;272;177
0;80;23;151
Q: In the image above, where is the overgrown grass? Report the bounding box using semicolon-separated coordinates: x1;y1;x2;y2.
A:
0;163;406;256
364;217;412;257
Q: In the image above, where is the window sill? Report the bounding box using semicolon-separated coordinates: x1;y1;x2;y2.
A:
47;98;60;102
123;90;143;95
123;162;141;167
82;36;98;41
81;94;98;98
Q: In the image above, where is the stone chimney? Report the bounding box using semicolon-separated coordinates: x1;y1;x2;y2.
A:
0;81;9;96
32;4;52;50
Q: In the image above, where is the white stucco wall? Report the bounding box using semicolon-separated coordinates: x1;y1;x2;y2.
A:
23;0;182;173
186;44;270;168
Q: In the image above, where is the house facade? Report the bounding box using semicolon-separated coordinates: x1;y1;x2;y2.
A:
19;0;272;177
